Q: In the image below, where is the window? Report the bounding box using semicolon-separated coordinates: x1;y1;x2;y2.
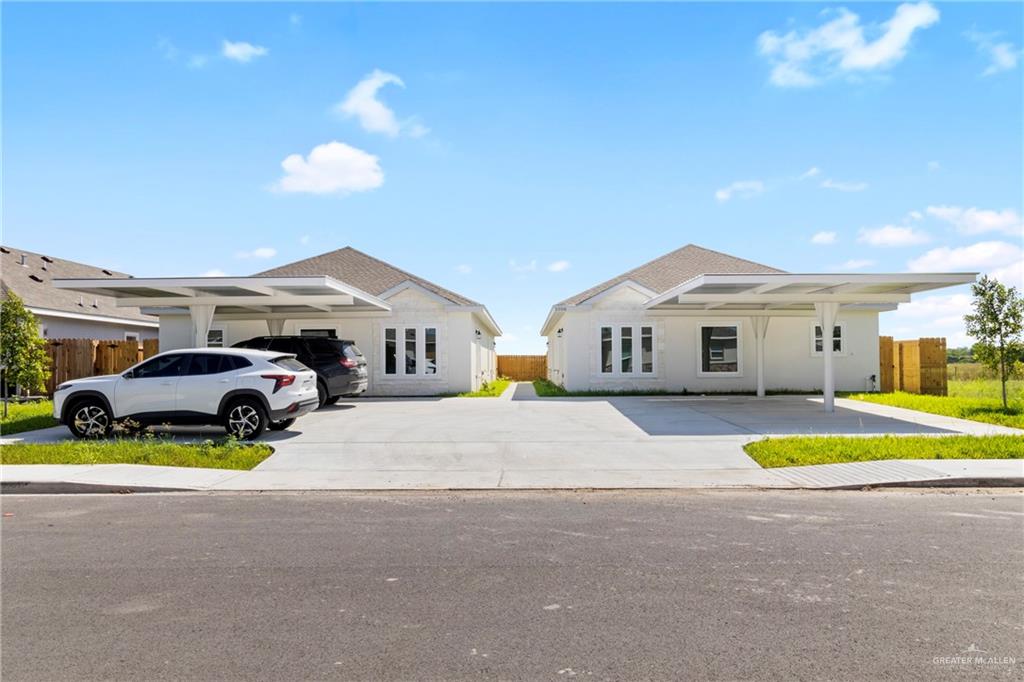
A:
306;338;343;356
268;338;299;354
301;328;337;338
601;327;613;373
699;324;740;375
425;328;437;375
206;329;224;348
132;354;189;379
187;354;239;375
124;332;139;342
598;324;655;375
385;328;397;375
641;326;653;373
812;324;844;355
620;327;633;373
405;328;417;375
272;357;308;372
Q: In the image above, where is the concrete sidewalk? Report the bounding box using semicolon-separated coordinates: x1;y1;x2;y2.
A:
3;458;1021;493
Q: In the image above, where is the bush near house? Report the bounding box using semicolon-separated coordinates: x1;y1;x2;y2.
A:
745;435;1024;468
0;400;57;434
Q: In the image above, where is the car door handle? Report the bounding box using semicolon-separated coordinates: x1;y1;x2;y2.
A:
160;381;174;386
218;379;231;383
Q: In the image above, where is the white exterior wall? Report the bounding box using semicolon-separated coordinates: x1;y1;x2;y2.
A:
548;286;881;393
154;288;493;396
36;314;158;341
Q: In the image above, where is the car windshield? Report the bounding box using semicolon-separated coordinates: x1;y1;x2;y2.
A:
343;344;364;360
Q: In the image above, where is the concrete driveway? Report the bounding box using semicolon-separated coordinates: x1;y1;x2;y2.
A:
5;383;1018;489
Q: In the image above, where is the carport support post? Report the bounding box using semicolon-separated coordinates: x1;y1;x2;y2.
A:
814;301;839;413
266;319;285;336
752;316;770;398
190;305;216;348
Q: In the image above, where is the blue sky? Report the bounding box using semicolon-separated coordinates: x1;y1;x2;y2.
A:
4;2;1022;353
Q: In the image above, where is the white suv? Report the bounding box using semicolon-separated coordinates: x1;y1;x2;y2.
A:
52;348;319;440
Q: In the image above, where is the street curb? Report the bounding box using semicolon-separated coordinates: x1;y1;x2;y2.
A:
1;481;194;495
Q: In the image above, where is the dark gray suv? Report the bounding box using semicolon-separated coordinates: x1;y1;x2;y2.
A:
232;336;368;407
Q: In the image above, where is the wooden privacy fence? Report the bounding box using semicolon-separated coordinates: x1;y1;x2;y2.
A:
45;338;159;394
878;336;947;396
497;355;547;381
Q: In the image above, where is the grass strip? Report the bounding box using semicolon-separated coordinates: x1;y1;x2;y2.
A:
0;439;273;470
744;435;1024;468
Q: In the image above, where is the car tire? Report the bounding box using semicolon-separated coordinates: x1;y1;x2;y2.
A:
67;398;114;439
316;381;328;409
323;395;340;405
224;398;267;440
268;418;296;431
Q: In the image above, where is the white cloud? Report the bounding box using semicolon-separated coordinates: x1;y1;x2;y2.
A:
811;231;837;245
201;268;228;277
799;167;821;180
509;259;537;273
187;55;209;70
907;210;923;221
273;141;384;195
222;40;268;63
926;205;1023;237
157;38;179;61
715;180;764;202
455;264;472;274
758;2;939;87
335;69;426;138
858;225;930;247
882;292;974;346
927;160;941;172
236;247;277;260
836;258;875;270
965;30;1020;76
820;178;868;192
907;240;1022;273
547;260;571;273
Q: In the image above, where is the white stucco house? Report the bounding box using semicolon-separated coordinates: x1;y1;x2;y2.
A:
55;247;501;396
541;244;974;411
1;245;158;340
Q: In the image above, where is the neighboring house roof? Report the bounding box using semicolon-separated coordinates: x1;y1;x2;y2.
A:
256;246;481;307
557;244;785;306
0;245;157;325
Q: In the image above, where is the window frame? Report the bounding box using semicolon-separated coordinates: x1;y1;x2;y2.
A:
206;328;225;348
696;321;743;378
381;325;440;379
596;323;657;377
810;321;847;357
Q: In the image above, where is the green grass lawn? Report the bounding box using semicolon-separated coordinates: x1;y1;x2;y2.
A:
0;439;273;470
452;378;512;397
745;435;1024;468
847;379;1023;429
0;401;58;435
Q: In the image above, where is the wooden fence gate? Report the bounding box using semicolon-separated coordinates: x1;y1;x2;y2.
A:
497;355;547;381
878;336;946;396
44;338;160;394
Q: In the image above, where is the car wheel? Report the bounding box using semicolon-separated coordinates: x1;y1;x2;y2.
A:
268;418;296;431
225;399;267;440
323;395;340;406
316;381;328;408
68;399;113;439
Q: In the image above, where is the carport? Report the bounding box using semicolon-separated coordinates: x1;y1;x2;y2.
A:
53;276;392;346
645;273;975;412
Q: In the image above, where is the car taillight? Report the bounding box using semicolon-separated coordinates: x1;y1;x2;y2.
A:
261;374;296;393
339;357;358;369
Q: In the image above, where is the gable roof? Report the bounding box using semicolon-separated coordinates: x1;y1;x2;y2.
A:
557;244;785;306
0;245;157;324
256;247;480;306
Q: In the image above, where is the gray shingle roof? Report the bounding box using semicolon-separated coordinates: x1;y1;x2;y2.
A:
255;247;480;306
0;245;156;324
558;244;785;305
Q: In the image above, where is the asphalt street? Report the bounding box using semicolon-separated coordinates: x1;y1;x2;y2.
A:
2;490;1022;681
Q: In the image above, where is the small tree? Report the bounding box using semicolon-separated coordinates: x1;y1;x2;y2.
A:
964;276;1024;409
1;292;51;407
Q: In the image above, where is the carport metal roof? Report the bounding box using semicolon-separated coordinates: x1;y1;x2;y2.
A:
644;273;977;311
52;276;392;315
